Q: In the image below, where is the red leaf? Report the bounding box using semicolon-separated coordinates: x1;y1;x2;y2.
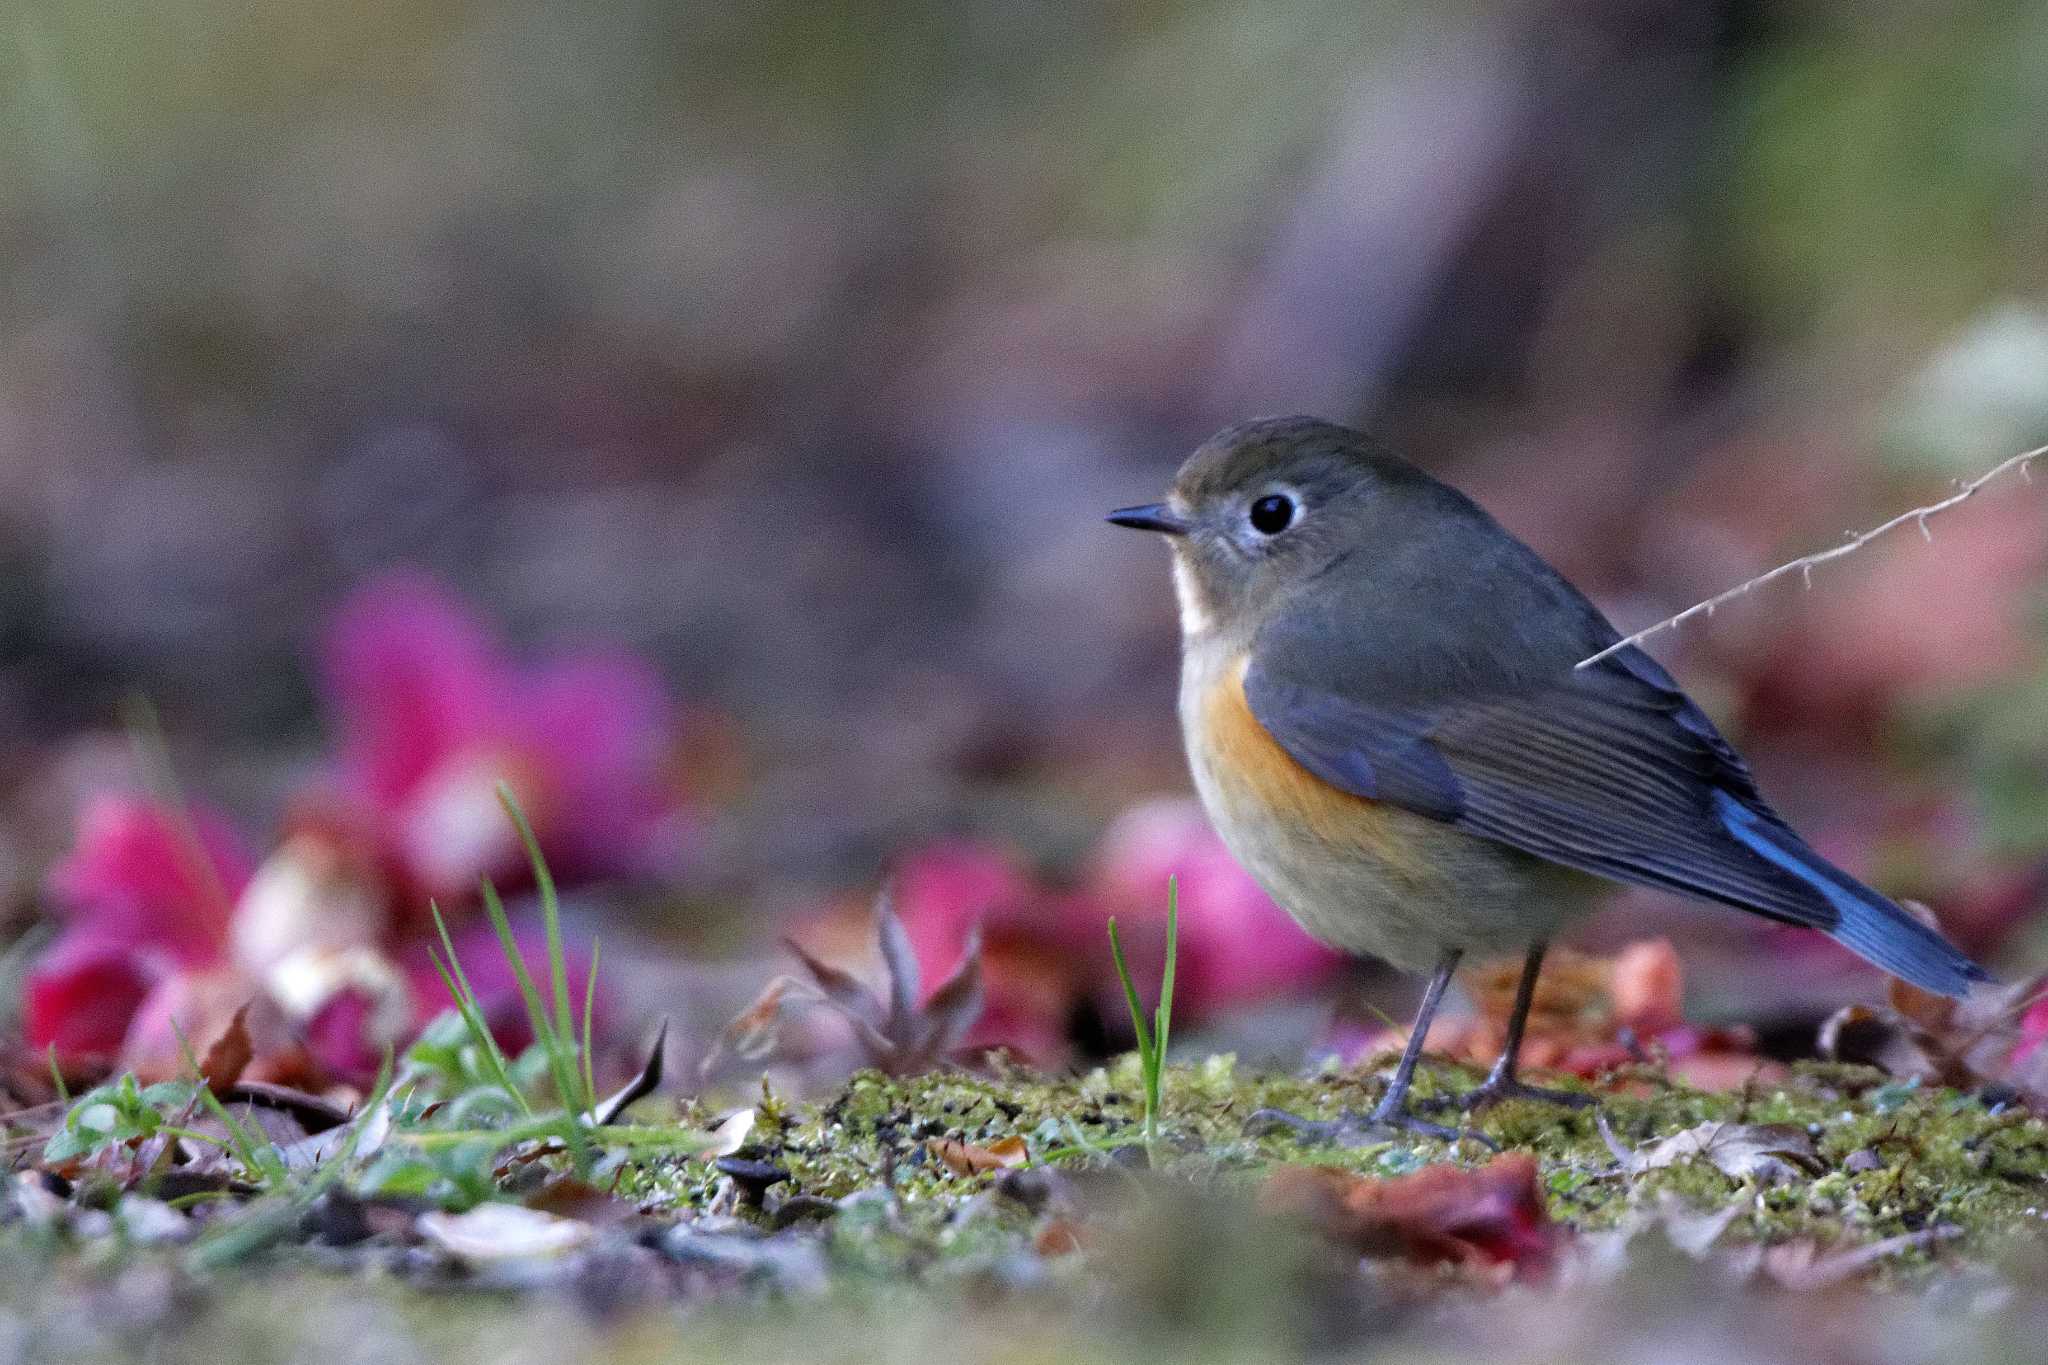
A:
1259;1153;1559;1278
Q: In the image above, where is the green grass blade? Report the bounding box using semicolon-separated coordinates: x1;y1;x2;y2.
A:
478;877;558;1057
170;1021;281;1186
428;906;528;1114
497;783;574;1049
47;1045;68;1104
476;881;592;1170
1105;916;1153;1064
1155;876;1177;1070
478;879;586;1114
580;939;602;1110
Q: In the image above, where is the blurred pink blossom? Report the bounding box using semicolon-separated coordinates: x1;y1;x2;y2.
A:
889;839;1090;1065
319;570;692;909
24;796;252;1068
1088;797;1346;1017
26;803;604;1083
26;794;600;1082
21;574;678;1082
807;803;1350;1066
2009;995;2048;1070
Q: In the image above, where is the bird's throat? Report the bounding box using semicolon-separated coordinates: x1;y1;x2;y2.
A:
1170;553;1216;640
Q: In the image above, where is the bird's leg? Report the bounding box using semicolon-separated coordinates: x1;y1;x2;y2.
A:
1455;941;1593;1111
1354;948;1491;1139
1248;947;1493;1148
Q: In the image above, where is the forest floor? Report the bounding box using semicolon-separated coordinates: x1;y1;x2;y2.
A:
7;1051;2048;1364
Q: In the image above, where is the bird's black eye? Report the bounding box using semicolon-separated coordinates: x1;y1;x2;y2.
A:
1248;493;1295;536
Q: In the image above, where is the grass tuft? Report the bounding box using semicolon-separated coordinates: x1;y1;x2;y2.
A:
1106;876;1178;1156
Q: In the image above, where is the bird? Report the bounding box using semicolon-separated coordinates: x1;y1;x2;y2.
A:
1107;415;1988;1139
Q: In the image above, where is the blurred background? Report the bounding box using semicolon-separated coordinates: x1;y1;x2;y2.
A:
3;0;2047;1086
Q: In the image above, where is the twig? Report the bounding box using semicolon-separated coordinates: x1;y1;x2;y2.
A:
1577;443;2047;670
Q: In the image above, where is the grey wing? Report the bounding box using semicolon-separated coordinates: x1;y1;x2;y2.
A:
1241;647;1839;930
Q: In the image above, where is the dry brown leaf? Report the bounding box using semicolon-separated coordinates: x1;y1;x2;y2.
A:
198;1003;255;1096
1599;1116;1822;1186
1821;962;2048;1103
698;976;815;1079
715;887;988;1077
928;1135;1029;1176
524;1176;643;1227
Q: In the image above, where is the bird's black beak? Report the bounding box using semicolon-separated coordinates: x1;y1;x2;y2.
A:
1105;503;1189;536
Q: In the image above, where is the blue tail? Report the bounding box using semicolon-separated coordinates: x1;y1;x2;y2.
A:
1714;791;1990;997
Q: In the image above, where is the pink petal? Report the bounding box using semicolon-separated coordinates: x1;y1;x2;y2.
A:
516;650;686;880
119;966;276;1082
2012;995;2048;1068
48;795;250;964
893;840;1039;989
302;988;387;1085
23;933;156;1066
320;571;502;809
1090;798;1343;1016
402;914;604;1057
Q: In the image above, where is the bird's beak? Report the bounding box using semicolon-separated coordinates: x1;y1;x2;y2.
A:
1105;503;1189;536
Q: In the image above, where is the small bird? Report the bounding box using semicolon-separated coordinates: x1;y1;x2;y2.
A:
1109;416;1987;1138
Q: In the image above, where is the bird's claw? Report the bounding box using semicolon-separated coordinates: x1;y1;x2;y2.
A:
1438;1076;1596;1114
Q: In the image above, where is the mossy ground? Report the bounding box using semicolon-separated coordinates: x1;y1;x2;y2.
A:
8;1054;2048;1364
634;1054;2048;1275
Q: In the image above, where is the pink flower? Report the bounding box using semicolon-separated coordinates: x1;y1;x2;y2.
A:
889;839;1092;1065
2011;995;2048;1069
1088;798;1346;1018
859;803;1349;1065
26;790;603;1084
24;796;252;1068
319;571;691;908
399;916;604;1061
21;577;663;1083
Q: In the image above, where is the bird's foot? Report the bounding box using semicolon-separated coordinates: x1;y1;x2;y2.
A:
1441;1074;1596;1114
1244;1103;1497;1151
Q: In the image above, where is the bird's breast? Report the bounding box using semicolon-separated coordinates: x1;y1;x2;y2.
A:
1177;645;1581;969
1180;649;1420;871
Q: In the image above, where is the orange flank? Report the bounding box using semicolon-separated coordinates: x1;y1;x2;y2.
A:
1199;655;1432;883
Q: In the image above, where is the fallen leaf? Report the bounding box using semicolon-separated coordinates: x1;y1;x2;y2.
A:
1033;1217;1086;1255
1823;959;2048;1105
698;976;811;1077
591;1019;667;1126
1367;937;1765;1091
1746;1226;1960;1290
1599;1116;1822;1186
928;1135;1029;1176
694;1108;755;1159
220;1082;352;1132
1259;1153;1558;1276
418;1203;592;1261
1610;940;1685;1034
274;1088;398;1171
524;1177;643;1227
198;1004;255;1096
719;887;988;1077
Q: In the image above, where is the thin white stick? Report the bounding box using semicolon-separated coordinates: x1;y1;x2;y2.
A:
1576;443;2048;670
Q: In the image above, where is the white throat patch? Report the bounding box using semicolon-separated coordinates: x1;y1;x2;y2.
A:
1170;554;1214;638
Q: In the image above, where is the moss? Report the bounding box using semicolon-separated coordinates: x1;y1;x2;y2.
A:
635;1055;2048;1276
